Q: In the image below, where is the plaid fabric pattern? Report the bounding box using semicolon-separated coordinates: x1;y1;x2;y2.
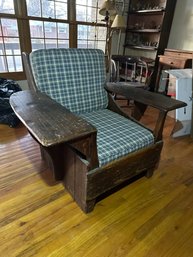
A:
80;109;154;167
30;48;108;113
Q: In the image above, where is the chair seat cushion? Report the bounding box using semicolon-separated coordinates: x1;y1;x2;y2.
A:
80;109;154;167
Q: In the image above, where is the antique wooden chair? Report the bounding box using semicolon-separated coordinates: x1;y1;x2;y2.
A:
10;48;186;213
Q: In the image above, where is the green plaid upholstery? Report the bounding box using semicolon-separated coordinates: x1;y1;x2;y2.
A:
80;109;154;167
30;48;108;114
29;48;154;167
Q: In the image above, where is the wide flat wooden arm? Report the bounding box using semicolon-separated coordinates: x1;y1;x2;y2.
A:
10;90;97;147
105;82;187;142
105;82;187;112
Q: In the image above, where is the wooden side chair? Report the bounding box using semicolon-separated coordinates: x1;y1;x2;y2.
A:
10;48;186;213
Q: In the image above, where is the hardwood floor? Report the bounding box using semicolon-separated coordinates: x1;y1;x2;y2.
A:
1;106;193;257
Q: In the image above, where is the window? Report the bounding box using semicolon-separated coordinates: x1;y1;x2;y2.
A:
26;0;67;20
29;21;69;50
76;0;106;52
0;0;14;14
76;0;104;23
0;18;22;72
78;25;106;51
0;0;107;79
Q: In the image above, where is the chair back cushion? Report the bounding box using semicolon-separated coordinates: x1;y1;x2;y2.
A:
29;48;108;114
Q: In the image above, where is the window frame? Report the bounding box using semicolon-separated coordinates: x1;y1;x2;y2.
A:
0;0;106;80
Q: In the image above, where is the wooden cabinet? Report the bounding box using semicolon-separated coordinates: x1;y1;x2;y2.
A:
124;0;177;88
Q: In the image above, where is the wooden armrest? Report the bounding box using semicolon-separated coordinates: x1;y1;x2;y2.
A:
106;82;187;142
105;82;187;112
10;90;96;147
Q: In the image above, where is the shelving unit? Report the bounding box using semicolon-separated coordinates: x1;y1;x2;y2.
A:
123;0;177;88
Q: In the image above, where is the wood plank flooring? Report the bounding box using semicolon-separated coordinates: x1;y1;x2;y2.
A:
1;106;193;257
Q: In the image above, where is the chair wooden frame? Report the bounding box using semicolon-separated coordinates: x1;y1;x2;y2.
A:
10;52;186;213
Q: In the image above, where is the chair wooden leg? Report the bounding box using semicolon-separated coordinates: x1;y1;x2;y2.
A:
81;199;96;213
146;168;154;178
39;144;65;181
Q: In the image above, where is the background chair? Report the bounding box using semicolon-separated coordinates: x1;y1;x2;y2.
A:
10;48;186;213
110;56;153;107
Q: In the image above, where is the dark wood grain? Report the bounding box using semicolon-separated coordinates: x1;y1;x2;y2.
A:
1;116;193;256
105;82;187;112
10;90;96;147
87;141;163;201
15;49;187;213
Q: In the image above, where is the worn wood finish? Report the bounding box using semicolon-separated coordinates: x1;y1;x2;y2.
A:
154;49;193;92
106;83;186;142
14;50;186;213
10;91;96;147
87;141;163;200
10;91;98;181
1;110;193;256
106;83;186;112
9;89;166;212
22;52;38;91
9;87;186;212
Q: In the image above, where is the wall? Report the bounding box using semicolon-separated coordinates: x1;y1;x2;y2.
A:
167;0;193;50
16;80;28;90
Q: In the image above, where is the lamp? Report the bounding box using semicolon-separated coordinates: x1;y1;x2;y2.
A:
111;14;126;54
111;14;125;29
99;0;125;71
99;0;117;16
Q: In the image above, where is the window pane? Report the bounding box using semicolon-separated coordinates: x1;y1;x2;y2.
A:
56;2;67;19
76;5;87;22
76;0;103;22
30;20;69;50
77;6;98;22
27;0;67;20
76;0;98;6
97;26;107;40
30;20;44;38
88;26;96;40
58;23;68;39
87;7;97;22
76;0;86;5
27;0;41;17
78;40;88;48
7;56;15;72
78;25;88;39
78;25;106;51
44;22;57;38
96;41;106;52
0;18;22;73
0;0;14;14
4;38;21;55
31;38;45;51
0;41;5;54
58;40;69;48
1;19;18;37
15;56;22;71
45;39;57;49
87;40;95;48
42;0;54;18
0;55;7;72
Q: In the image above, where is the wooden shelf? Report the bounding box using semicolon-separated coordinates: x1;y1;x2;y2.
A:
130;8;165;14
125;45;157;51
123;0;177;88
127;29;161;33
